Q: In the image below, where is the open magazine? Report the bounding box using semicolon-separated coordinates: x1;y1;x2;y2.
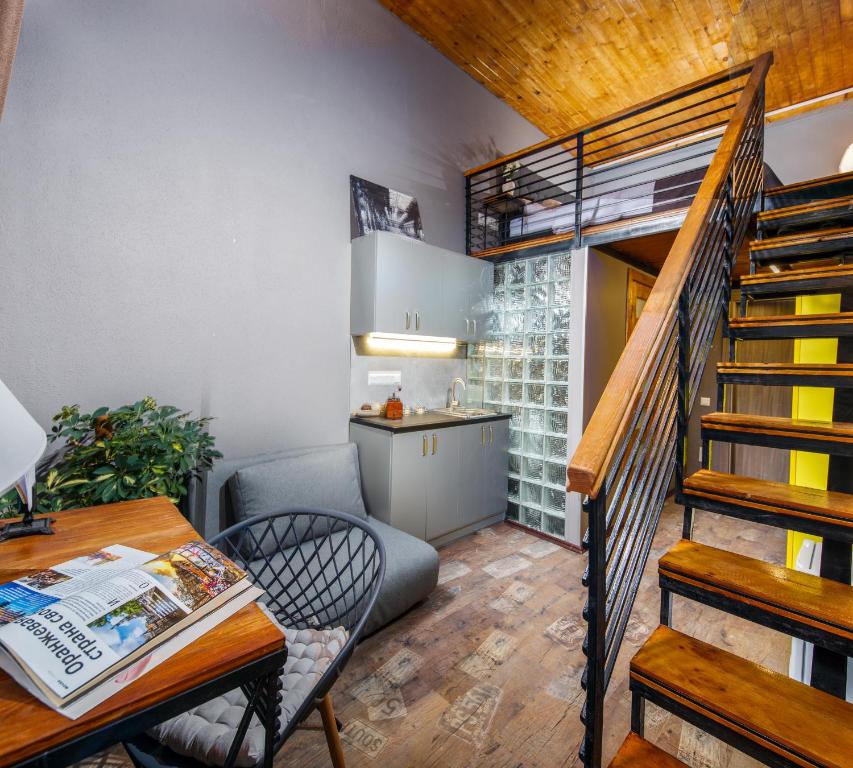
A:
0;541;263;719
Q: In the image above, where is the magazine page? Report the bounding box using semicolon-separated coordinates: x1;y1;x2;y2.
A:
0;585;264;719
0;545;154;627
0;541;246;702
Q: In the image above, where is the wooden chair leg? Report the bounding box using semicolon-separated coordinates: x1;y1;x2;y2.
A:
318;693;346;768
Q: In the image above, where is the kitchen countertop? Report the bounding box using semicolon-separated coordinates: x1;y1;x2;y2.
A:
350;410;512;434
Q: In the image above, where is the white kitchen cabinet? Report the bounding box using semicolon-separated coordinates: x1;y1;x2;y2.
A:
350;231;493;340
387;431;428;539
350;417;509;545
423;428;463;540
459;422;488;527
460;420;509;526
485;420;509;518
441;249;493;342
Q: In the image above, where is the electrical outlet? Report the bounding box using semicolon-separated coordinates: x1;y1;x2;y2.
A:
368;370;402;387
700;396;711;407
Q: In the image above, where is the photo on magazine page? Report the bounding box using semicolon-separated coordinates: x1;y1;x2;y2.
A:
138;542;246;611
86;587;186;656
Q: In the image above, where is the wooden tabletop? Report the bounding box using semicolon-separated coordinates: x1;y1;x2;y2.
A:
0;497;285;767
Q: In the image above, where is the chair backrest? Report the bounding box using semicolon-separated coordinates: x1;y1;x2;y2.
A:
195;443;365;538
208;507;385;637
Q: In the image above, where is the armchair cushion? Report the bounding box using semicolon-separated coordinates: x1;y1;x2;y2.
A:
148;625;348;767
228;444;367;556
258;517;438;636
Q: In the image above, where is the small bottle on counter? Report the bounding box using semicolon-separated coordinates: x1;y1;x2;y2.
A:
385;386;404;420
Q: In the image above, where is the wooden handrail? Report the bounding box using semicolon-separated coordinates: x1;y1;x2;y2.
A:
0;0;24;121
463;55;762;178
567;52;773;499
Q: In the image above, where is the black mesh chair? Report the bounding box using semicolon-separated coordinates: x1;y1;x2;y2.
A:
124;508;385;768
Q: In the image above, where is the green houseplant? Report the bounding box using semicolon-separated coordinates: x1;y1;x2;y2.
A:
0;397;221;517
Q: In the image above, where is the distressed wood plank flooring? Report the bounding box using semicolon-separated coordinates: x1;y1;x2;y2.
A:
80;502;787;768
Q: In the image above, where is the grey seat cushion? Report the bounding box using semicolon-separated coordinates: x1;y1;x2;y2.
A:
360;517;439;635
149;625;348;767
212;442;438;635
255;516;437;637
227;444;367;556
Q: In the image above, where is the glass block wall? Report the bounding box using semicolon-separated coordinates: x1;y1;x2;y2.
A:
468;251;572;538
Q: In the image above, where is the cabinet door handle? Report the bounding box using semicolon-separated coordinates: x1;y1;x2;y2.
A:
481;425;486;445
489;425;494;445
422;434;428;456
465;318;470;335
472;319;477;336
432;433;437;455
415;312;421;331
405;311;411;330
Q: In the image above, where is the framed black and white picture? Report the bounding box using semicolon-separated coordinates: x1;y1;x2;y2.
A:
350;175;424;240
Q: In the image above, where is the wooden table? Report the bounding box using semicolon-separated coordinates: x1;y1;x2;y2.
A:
0;498;287;768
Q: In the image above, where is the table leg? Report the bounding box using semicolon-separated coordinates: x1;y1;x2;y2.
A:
259;668;283;768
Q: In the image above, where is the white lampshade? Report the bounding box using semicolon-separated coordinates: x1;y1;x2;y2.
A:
0;378;46;500
840;142;853;174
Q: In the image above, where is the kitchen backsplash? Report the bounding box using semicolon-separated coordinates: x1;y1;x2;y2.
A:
349;339;468;412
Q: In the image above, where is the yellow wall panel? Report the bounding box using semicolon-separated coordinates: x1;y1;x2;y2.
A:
787;294;841;567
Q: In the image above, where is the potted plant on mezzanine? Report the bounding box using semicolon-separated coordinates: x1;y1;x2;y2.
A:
501;161;521;195
0;397;221;520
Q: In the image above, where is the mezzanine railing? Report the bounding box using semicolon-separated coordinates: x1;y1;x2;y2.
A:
465;58;769;262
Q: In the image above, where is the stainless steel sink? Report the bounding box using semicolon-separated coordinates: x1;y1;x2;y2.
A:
433;406;498;419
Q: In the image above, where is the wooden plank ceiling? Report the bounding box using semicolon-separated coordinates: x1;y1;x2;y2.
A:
381;0;851;138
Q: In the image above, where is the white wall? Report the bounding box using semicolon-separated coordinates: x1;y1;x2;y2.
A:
765;99;853;184
0;0;541;460
349;341;465;412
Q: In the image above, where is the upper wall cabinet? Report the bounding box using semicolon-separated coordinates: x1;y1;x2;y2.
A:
351;231;493;340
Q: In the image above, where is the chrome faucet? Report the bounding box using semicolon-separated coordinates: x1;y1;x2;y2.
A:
448;377;466;407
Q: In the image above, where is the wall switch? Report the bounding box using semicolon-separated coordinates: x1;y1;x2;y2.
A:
700;396;711;407
368;370;402;387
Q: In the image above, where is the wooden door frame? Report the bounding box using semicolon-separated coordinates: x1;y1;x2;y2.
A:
626;268;656;340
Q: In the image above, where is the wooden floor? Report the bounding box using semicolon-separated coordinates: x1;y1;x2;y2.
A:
82;501;788;768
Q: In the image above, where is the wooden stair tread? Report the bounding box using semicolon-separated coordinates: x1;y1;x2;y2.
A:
738;265;853;298
757;194;853;222
729;312;853;338
749;226;853;251
631;626;853;768
682;469;853;525
740;263;853;285
718;362;853;375
730;311;853;326
607;733;687;768
716;362;853;386
764;170;853;199
701;411;853;438
660;539;853;641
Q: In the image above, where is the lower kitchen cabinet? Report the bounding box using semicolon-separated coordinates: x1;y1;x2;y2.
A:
350;418;509;544
423;428;462;540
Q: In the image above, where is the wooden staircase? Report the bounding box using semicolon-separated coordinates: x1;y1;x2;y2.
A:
607;171;853;766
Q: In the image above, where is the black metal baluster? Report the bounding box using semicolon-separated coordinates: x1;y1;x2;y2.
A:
465;174;472;255
677;284;693;539
574;133;584;249
580;486;607;768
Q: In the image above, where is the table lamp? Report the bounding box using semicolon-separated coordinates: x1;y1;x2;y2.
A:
0;377;51;541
